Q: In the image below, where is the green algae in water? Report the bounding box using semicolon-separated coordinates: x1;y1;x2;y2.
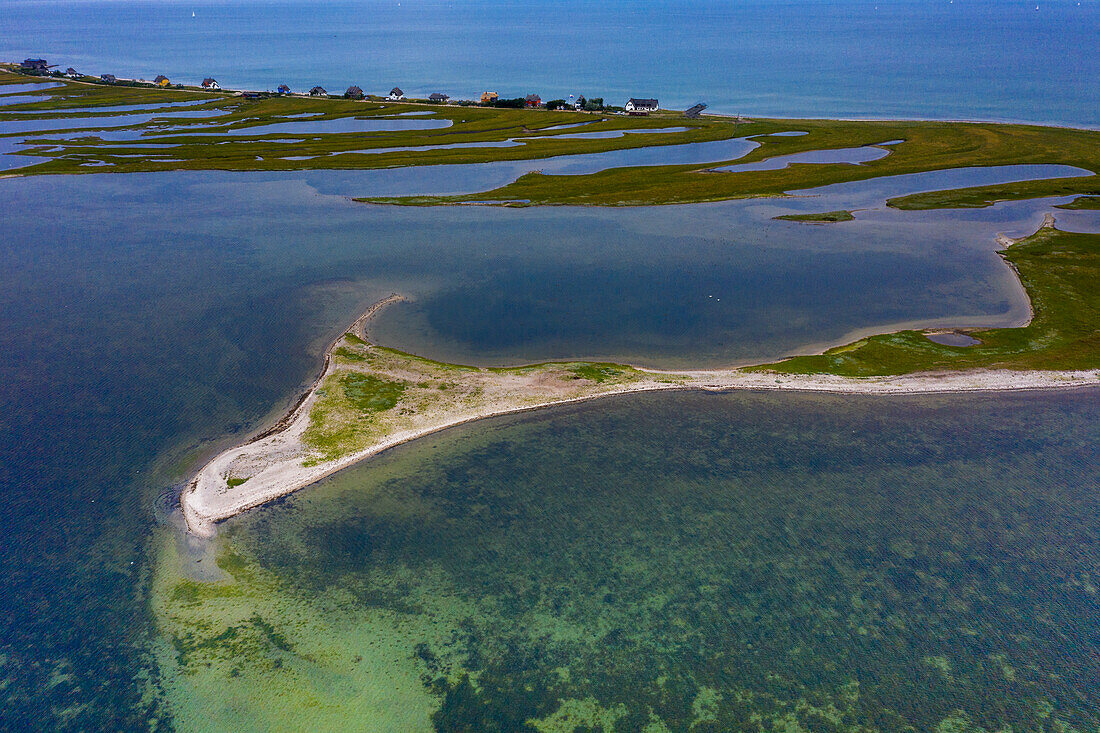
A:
160;389;1100;731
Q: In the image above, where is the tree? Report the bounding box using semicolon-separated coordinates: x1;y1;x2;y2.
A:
544;99;569;110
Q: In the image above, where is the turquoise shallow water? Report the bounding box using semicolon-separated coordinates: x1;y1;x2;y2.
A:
209;389;1100;730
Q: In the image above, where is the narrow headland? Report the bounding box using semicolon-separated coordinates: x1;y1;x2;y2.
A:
181;216;1100;536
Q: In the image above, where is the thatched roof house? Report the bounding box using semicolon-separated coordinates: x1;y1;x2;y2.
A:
625;98;659;112
309;86;327;97
428;92;450;103
345;85;365;99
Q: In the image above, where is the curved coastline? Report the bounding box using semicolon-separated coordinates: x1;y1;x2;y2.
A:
180;215;1099;536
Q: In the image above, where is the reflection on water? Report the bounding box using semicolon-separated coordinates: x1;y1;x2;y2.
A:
167;389;1100;731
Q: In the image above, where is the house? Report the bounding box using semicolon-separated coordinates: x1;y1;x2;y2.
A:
65;67;79;78
100;74;117;84
154;75;171;87
309;86;328;97
20;58;50;74
524;94;541;108
480;91;499;104
345;85;365;99
428;92;450;103
201;78;219;89
387;87;405;101
684;103;707;119
625;98;659;112
277;84;291;95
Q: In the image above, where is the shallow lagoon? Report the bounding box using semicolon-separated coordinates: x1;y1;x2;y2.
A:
4;169;1073;369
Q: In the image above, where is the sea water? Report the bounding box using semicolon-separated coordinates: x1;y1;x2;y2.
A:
2;166;1097;728
1;0;1098;127
2;2;1099;726
161;389;1100;730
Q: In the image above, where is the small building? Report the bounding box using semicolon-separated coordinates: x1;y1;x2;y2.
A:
277;84;291;95
100;74;117;84
20;58;50;74
524;94;541;108
625;98;659;112
65;67;79;78
480;91;499;104
428;92;450;103
309;86;328;97
345;85;365;100
387;87;405;101
154;75;171;87
201;78;219;89
684;103;707;119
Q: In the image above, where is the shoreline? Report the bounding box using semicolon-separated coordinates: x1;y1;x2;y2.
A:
179;252;1098;536
181;347;1099;537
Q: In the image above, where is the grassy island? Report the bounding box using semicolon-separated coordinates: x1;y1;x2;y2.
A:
4;67;1098;212
774;210;855;223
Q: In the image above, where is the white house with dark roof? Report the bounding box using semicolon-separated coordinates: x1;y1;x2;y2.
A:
625;98;659;112
201;78;219;90
387;87;405;101
428;92;450;103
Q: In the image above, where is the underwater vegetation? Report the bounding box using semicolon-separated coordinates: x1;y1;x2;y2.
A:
158;390;1100;731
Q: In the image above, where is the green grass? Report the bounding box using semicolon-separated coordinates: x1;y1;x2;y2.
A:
341;373;406;412
0;68;743;176
332;346;370;362
226;476;249;488
358;121;1099;208
5;68;1097;215
570;363;628;382
749;227;1100;376
774;210;855;223
1056;195;1100;210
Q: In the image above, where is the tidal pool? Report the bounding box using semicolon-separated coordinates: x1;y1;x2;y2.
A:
156;388;1100;731
710;144;892;172
926;331;981;346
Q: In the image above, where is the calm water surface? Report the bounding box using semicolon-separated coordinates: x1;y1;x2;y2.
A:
163;389;1100;731
2;0;1098;126
2;163;1098;728
2;2;1099;727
